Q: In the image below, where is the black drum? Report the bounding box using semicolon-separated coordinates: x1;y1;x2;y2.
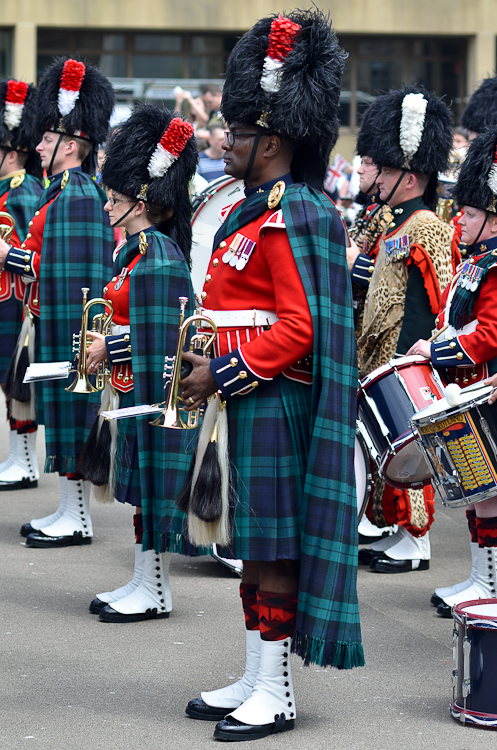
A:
451;598;497;729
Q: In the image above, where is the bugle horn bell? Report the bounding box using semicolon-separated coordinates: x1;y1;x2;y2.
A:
151;297;217;429
65;288;114;394
0;211;16;242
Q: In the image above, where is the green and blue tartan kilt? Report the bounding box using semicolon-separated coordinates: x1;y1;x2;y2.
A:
0;296;22;383
218;374;311;561
113;391;206;557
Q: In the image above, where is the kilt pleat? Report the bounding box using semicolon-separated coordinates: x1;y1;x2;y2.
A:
219;374;311;561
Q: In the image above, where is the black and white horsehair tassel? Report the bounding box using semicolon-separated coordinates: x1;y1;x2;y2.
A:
185;396;232;547
6;311;36;421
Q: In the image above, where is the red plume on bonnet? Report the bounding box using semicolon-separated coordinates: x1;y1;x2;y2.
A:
147;117;194;178
58;60;86;117
260;14;301;94
4;80;29;130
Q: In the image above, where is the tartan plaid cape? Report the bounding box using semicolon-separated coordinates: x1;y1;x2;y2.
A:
0;173;43;380
38;168;114;472
122;229;209;555
215;183;364;669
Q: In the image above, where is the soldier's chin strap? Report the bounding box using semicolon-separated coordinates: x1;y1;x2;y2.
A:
244;128;263;184
0;149;9;173
47;133;65;177
473;213;489;247
111;202;138;229
384;169;407;206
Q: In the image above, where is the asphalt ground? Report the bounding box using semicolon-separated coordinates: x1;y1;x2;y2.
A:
1;418;497;750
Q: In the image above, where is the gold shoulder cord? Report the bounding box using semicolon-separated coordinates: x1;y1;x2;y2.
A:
139;231;148;255
60;170;70;190
10;173;25;189
268;180;285;210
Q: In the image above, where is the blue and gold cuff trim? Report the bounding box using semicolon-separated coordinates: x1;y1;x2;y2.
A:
210;347;269;398
351;253;375;287
431;337;474;367
106;333;132;366
4;246;36;281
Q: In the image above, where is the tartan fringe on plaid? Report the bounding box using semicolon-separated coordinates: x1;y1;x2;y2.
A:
292;632;366;670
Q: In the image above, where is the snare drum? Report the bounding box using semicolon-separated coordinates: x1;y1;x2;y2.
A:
411;384;497;508
355;425;375;521
451;598;497;729
357;356;445;489
191;176;245;298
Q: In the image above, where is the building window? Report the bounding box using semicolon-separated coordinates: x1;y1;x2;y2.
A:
339;36;468;129
37;29;238;83
0;29;13;79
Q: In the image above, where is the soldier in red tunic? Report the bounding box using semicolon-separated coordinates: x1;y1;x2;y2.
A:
409;127;497;614
0;80;43;490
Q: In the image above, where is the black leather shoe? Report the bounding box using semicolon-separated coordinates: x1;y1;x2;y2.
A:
0;477;37;491
25;530;92;548
358;548;383;565
98;605;170;623
370;556;430;573
20;523;38;538
437;602;452;618
89;597;107;614
186;698;231;721
213;713;294;741
430;593;443;607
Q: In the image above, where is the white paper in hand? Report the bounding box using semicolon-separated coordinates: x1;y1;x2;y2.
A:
23;362;72;382
100;404;163;420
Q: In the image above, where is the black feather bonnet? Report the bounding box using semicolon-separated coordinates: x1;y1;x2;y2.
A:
37;57;114;173
221;9;346;188
367;85;452;175
461;77;497;136
0;80;42;178
453;128;497;213
101;104;198;262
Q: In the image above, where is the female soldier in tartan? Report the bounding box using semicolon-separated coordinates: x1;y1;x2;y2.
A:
179;11;363;742
82;104;207;622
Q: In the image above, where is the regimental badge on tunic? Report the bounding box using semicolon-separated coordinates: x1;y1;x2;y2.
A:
222;233;256;271
60;170;70;190
457;260;484;292
384;234;410;264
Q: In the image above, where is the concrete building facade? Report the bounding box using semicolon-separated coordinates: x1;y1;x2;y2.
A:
1;1;496;159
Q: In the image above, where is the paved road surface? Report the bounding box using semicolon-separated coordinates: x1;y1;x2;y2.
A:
1;420;495;749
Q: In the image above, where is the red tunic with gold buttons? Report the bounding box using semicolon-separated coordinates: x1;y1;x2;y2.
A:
102;248;141;393
203;201;313;395
0;186;25;304
3;195;59;318
431;238;497;384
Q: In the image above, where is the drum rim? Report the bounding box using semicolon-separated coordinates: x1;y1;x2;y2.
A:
453;597;497;624
379;429;431;488
412;385;495;425
358;355;431;391
191;175;239;224
450;700;497;722
355;430;374;520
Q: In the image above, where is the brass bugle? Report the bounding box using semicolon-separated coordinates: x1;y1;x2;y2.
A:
151;296;217;429
65;287;114;393
0;211;16;241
